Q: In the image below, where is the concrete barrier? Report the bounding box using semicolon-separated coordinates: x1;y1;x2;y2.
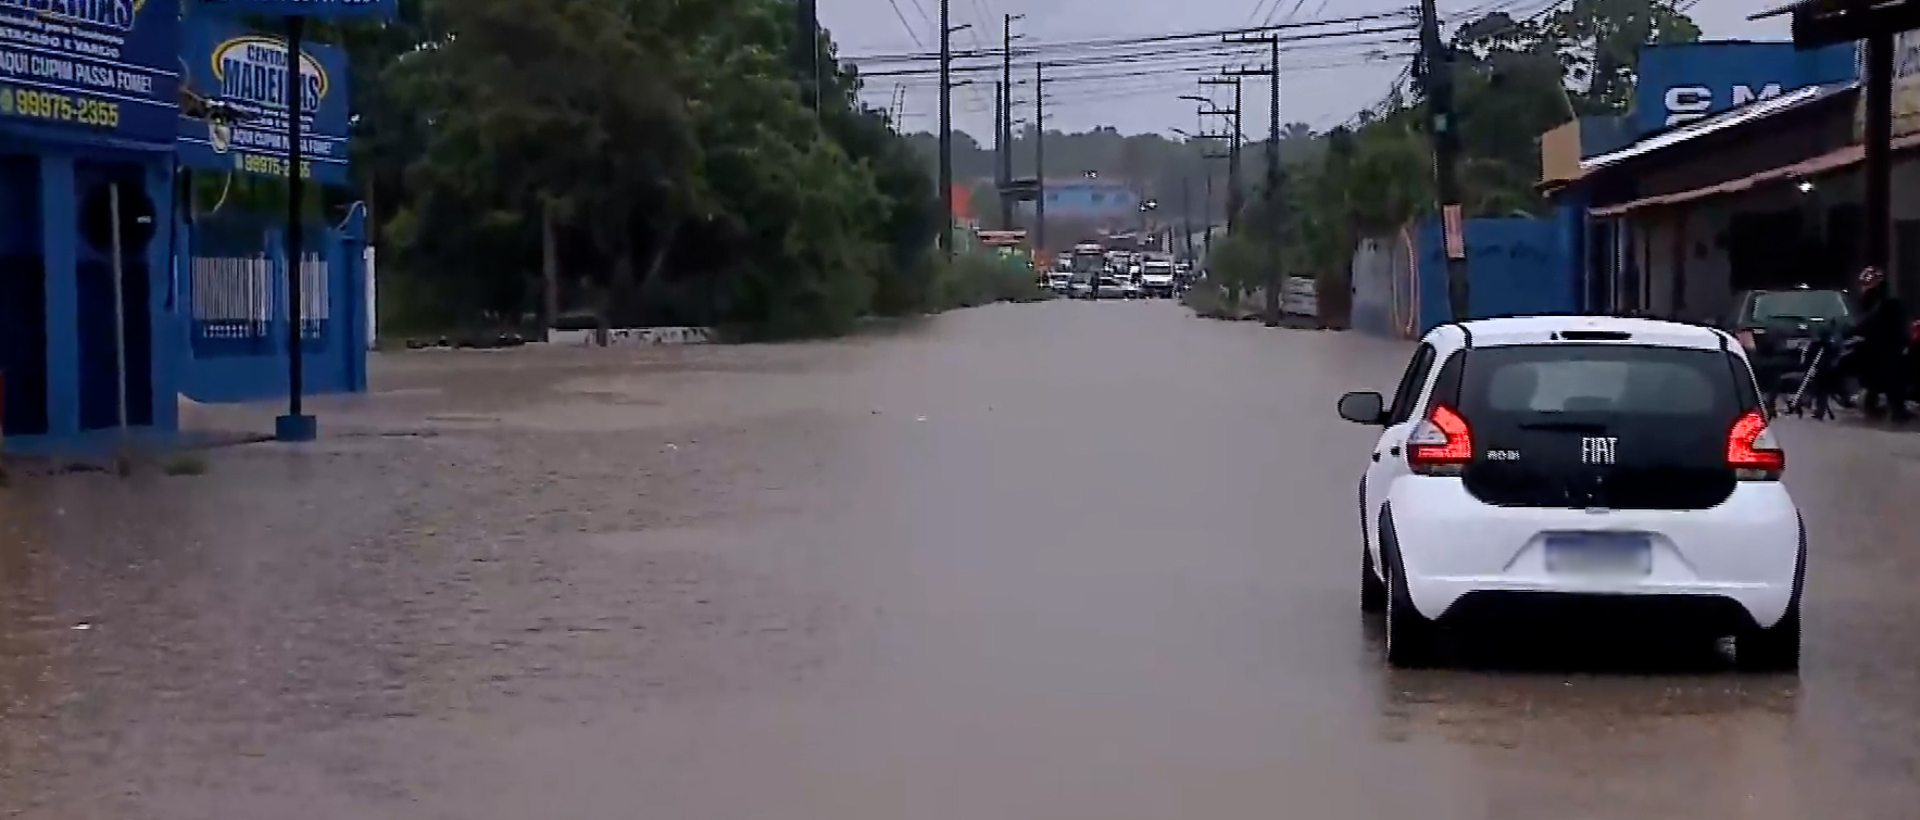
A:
549;326;713;347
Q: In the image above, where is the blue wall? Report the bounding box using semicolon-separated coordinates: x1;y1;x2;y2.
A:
0;142;181;453
1351;216;1577;340
1633;41;1858;136
1015;181;1142;218
1411;217;1577;336
177;214;369;403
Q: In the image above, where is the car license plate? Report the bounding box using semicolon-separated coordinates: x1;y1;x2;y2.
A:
1786;338;1809;351
1544;532;1651;576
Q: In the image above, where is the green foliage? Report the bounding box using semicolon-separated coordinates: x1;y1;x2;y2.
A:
1217;0;1699;288
337;0;948;337
933;252;1052;310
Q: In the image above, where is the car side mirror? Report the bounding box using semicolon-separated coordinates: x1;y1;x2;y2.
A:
1338;391;1386;425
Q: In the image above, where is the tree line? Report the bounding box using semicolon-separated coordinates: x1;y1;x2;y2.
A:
286;0;974;338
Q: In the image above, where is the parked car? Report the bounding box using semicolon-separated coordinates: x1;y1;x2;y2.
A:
1069;272;1126;300
1337;315;1802;671
1724;286;1853;387
1046;269;1074;294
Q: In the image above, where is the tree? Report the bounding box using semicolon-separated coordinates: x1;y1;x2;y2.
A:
1544;0;1702;112
339;0;950;335
1241;0;1703;293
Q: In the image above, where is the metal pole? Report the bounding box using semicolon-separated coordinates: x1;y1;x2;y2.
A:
280;16;311;439
1229;79;1242;232
993;79;1004;228
1203;169;1213;262
937;0;952;258
1001;13;1015;230
1866;32;1893;285
1035;63;1045;253
109;182;128;439
1264;38;1282;328
1181;176;1192;260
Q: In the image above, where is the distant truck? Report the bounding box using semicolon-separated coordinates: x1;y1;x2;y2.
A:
1140;257;1176;298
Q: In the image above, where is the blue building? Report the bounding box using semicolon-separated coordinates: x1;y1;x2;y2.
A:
1;1;370;453
1632;40;1858;136
1016;178;1142;220
1;0;184;448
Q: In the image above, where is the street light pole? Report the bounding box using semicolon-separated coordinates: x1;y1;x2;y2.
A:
1198;76;1243;233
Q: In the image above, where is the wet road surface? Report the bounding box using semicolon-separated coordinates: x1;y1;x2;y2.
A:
5;300;1920;818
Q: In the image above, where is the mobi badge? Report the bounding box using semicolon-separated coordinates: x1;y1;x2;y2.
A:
176;15;350;184
0;0;181;147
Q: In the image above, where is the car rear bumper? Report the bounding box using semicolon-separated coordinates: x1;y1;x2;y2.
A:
1383;477;1801;629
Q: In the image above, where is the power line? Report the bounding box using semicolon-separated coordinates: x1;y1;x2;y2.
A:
857;24;1418;77
843;10;1414;63
885;0;925;47
882;37;1411;83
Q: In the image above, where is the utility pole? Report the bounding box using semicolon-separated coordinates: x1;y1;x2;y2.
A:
1000;13;1022;230
1225;37;1283;327
1202;169;1214;262
938;0;953;258
1034;62;1046;253
998;79;1013;231
1198;76;1243;233
1418;0;1468;320
1181;177;1192;261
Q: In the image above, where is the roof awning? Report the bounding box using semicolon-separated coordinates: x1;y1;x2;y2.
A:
1579;81;1853;174
1590;132;1920;216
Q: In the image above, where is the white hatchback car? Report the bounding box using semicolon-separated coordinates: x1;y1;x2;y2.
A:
1337;316;1803;671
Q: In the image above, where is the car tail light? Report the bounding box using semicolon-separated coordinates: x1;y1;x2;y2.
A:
1408;405;1473;476
1727;409;1784;480
1735;329;1757;351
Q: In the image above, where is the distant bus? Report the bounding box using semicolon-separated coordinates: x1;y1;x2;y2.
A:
1069;241;1106;275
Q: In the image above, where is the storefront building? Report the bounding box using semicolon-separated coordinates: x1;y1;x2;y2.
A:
1;0;184;448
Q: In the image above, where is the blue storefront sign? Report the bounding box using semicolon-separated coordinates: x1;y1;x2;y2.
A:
176;15;350;185
1634;41;1858;136
197;0;395;17
0;0;181;149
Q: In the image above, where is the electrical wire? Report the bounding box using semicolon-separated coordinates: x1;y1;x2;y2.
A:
857;24;1419;77
842;9;1414;63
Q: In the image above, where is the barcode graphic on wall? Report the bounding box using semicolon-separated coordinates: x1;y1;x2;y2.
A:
192;255;272;338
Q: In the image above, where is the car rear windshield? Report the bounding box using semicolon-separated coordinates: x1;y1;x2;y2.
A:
1447;343;1758;509
1452;343;1754;420
1747;290;1849;323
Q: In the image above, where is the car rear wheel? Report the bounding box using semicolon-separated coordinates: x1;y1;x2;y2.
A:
1361;549;1386;614
1736;597;1800;673
1380;514;1442;668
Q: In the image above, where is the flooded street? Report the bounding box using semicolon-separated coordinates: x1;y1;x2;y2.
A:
4;299;1920;818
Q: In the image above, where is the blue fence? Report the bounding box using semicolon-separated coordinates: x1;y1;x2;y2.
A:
1350;215;1576;339
176;215;368;403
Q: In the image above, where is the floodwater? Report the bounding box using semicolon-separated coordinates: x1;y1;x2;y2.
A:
2;300;1919;819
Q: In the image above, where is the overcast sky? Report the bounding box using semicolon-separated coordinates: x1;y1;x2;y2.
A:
827;0;1789;139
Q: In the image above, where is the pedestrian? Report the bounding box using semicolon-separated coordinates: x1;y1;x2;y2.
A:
1850;265;1912;422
